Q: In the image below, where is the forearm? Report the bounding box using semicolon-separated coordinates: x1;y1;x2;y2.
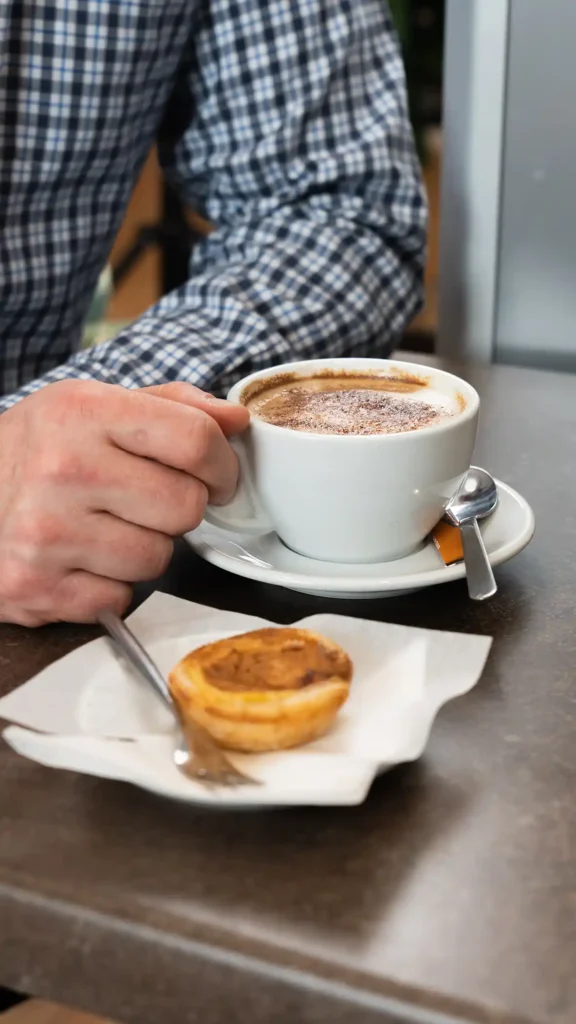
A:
0;0;191;397
0;0;427;411
0;201;425;411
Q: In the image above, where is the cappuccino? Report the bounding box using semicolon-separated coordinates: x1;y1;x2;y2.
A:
244;371;458;436
207;358;479;563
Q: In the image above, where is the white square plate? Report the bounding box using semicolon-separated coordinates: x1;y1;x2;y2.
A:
0;594;492;808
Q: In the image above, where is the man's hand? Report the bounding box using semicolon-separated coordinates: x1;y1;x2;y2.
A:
0;380;249;625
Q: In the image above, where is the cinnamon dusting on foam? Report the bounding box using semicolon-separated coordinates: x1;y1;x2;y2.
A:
243;370;458;436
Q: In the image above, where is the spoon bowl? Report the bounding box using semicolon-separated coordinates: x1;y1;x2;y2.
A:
445;467;499;527
444;467;499;600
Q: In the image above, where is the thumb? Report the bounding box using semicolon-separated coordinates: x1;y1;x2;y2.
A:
142;382;250;437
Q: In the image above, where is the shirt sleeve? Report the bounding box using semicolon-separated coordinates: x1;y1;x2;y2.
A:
0;0;427;411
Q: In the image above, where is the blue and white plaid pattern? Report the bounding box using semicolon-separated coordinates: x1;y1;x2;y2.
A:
0;0;427;407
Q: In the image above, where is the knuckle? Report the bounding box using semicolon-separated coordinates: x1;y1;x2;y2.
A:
128;426;150;451
179;481;209;532
103;584;132;619
0;604;46;627
188;411;217;468
147;382;206;407
47;379;103;420
56;575;133;623
49;379;83;401
82;581;132;620
38;448;82;485
1;559;38;603
37;446;96;487
107;526;173;580
205;444;239;506
145;536;174;579
17;510;64;550
159;382;194;402
221;449;240;503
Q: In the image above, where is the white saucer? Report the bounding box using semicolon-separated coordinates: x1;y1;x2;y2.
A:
186;479;535;599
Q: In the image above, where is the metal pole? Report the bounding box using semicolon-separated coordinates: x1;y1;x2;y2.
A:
438;0;510;362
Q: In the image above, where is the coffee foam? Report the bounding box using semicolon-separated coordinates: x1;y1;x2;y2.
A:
244;372;460;436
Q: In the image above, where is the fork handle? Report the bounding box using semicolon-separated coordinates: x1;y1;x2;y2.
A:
97;608;173;709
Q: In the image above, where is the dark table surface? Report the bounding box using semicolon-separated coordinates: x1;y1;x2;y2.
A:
1;357;575;1024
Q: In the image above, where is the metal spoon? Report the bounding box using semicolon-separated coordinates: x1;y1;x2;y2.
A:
97;609;260;787
444;466;499;601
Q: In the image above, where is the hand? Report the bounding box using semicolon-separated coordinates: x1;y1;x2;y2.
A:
0;380;249;625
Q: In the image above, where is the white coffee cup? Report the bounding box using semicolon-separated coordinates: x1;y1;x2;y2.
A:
205;358;479;564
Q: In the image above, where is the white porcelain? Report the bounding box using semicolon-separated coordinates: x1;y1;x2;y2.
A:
204;358;479;564
190;479;535;599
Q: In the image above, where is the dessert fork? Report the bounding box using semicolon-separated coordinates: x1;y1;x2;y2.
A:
97;609;260;788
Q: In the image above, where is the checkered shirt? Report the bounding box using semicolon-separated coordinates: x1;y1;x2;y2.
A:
0;0;427;408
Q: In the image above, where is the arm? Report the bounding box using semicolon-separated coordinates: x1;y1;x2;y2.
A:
0;0;192;397
0;0;427;410
0;1;250;625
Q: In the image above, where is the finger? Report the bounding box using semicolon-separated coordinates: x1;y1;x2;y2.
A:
1;561;133;624
50;572;133;623
88;448;210;535
108;393;240;504
71;513;174;582
143;382;250;437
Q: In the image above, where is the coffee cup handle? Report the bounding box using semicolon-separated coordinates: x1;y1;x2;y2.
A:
203;437;273;535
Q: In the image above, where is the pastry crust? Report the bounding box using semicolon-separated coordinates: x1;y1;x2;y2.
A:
168;627;352;752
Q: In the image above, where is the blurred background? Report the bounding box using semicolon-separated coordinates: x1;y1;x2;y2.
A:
100;0;445;355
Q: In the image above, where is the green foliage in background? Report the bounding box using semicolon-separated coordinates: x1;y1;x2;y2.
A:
389;0;409;44
388;0;444;162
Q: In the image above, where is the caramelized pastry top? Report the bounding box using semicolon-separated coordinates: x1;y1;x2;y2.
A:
185;627;352;693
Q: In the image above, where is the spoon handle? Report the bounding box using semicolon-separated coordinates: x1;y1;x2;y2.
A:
460;519;497;601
